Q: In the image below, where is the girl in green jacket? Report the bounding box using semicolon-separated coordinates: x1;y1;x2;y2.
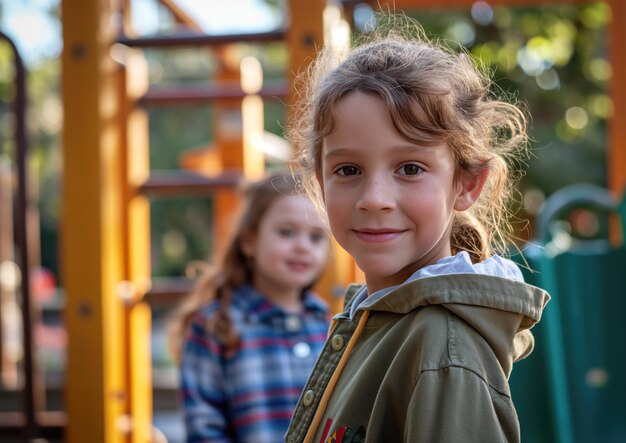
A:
285;15;550;443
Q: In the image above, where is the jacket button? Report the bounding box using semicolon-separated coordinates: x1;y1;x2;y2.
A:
331;334;344;351
302;389;315;406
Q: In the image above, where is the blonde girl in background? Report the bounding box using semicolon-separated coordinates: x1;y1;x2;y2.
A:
170;171;330;443
285;17;550;443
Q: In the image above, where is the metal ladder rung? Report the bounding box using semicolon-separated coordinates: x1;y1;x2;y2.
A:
144;277;193;305
116;29;286;48
138;170;241;196
139;83;288;106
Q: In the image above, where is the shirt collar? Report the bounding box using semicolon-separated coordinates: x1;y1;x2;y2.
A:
236;284;328;321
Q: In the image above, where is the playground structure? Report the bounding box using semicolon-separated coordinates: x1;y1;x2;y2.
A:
0;0;625;442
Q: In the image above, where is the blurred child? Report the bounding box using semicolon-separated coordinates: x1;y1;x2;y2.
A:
170;171;331;443
285;18;550;443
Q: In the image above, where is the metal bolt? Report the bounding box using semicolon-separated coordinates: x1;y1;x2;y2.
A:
72;43;87;60
301;33;315;47
77;301;91;317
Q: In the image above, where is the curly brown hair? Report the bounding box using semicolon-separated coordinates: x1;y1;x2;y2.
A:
288;17;529;263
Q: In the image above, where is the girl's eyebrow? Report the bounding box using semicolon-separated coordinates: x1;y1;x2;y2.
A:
323;147;356;160
324;143;438;160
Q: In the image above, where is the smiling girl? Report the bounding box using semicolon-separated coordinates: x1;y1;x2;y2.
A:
285;20;550;443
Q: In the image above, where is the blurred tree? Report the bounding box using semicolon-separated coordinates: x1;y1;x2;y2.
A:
401;2;611;239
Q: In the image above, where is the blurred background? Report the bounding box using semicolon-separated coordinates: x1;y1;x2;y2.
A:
0;0;624;442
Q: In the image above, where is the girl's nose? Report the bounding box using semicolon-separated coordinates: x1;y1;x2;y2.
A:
356;176;395;212
294;233;311;250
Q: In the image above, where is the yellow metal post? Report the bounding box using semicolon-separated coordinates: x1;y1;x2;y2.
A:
117;48;153;443
61;0;126;441
286;0;327;90
287;0;361;313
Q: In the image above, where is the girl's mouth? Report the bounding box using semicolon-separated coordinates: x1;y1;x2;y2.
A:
353;229;405;243
286;260;311;272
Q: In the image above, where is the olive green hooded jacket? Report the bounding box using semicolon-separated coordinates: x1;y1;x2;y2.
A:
285;274;550;443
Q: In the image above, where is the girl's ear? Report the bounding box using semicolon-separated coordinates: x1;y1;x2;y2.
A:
239;232;256;258
454;166;489;211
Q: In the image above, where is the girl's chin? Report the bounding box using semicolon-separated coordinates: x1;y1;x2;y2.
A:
357;261;401;276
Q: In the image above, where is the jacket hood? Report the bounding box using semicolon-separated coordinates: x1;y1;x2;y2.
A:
355;274;550;375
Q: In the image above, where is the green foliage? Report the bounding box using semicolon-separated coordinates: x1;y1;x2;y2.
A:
405;3;610;196
149;196;214;278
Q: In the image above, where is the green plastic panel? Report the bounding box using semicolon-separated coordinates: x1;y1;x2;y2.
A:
510;184;626;443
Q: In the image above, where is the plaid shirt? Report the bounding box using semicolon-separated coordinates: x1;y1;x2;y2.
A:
180;284;329;443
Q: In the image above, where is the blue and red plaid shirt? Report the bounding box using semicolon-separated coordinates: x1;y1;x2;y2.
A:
180;284;329;443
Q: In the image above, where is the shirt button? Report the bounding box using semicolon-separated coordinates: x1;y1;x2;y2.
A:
331;334;344;351
285;315;301;331
302;389;315;406
293;342;311;358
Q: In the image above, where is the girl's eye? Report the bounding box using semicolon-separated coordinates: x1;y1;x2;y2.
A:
336;165;360;176
278;228;295;238
398;163;423;176
310;232;325;243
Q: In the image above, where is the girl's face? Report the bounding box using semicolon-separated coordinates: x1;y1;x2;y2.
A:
320;92;484;294
242;195;329;307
